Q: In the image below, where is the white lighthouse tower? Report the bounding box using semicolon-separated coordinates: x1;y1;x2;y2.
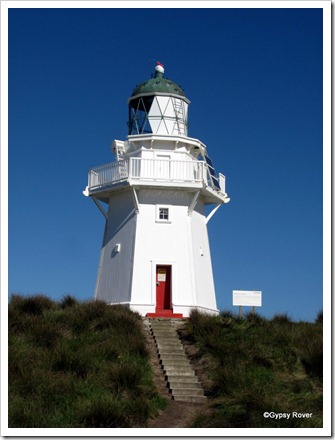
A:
84;62;230;318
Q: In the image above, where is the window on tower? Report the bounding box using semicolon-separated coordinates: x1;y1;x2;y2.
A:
156;206;171;223
159;208;169;220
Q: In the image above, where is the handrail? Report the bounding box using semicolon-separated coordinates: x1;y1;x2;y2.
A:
89;160;128;188
88;157;204;189
129;157;203;182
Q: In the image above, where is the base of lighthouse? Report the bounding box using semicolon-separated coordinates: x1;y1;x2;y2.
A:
94;187;219;318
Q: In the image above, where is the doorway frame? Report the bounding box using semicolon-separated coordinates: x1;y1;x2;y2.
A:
150;260;176;311
155;264;172;312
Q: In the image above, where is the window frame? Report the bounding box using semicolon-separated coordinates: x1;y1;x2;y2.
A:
156;205;172;223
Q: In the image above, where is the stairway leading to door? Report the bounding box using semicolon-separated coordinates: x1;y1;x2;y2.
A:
148;318;207;403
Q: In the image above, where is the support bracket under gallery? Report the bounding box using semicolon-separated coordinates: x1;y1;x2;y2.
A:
205;203;222;224
188;191;200;216
91;196;108;220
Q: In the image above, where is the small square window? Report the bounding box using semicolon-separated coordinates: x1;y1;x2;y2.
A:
156;206;171;223
159;208;169;221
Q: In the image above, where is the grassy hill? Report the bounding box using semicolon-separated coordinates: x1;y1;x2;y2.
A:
179;310;323;428
8;294;167;428
8;295;323;428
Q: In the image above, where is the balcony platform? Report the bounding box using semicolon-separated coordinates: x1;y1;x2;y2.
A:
85;157;228;204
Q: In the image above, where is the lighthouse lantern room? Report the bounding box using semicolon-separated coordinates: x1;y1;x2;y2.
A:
84;62;230;318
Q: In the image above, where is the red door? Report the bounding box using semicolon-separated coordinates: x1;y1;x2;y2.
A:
156;265;172;313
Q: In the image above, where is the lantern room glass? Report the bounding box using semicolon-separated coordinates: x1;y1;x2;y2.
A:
128;95;188;136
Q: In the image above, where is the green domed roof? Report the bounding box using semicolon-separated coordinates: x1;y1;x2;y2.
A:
130;64;186;98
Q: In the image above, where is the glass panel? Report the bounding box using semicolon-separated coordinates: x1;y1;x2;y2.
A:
211;176;221;190
159;208;169;220
204;155;214;168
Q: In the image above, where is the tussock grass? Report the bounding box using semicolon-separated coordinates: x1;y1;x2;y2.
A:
315;311;323;324
8;294;167;428
184;310;323;428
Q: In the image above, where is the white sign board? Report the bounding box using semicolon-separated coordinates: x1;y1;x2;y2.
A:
233;290;262;307
157;269;166;282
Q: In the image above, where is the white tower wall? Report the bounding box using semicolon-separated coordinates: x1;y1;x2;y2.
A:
130;189;198;316
93;187;219;317
190;203;217;312
94;191;136;304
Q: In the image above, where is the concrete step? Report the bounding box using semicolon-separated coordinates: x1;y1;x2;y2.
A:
161;353;189;359
152;331;177;335
164;367;195;376
160;360;191;369
166;375;201;384
156;344;183;351
158;350;188;360
156;344;184;354
158;347;184;353
153;330;177;334
156;340;183;347
157;348;183;355
154;335;179;340
155;337;181;342
158;351;185;358
151;329;178;335
168;381;203;390
150;323;176;328
154;336;180;342
159;351;187;358
150;323;177;328
151;327;178;337
159;352;188;359
153;335;179;342
159;357;190;365
151;327;176;331
150;319;178;323
172;388;204;396
163;363;194;371
157;344;181;349
151;327;177;332
173;395;207;403
151;331;178;337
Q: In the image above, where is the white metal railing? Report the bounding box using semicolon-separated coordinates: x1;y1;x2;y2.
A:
219;173;226;194
129;158;203;182
89;160;128;188
88;158;205;189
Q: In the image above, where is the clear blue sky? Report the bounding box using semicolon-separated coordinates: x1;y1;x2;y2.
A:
7;5;325;321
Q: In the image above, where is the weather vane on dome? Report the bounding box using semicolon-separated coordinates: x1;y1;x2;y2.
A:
155;61;165;75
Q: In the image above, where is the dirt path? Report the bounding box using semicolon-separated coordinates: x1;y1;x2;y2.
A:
147;401;206;428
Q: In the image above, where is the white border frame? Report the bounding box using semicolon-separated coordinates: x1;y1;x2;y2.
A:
1;1;331;437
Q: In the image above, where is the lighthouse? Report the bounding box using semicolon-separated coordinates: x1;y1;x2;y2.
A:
83;63;230;318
